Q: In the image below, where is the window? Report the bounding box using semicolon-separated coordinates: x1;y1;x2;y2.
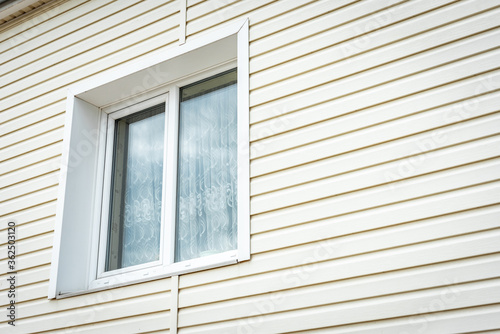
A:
49;21;249;298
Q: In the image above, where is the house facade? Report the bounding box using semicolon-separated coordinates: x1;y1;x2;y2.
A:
1;0;500;333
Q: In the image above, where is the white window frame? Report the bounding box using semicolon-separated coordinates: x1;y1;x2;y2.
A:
49;20;249;298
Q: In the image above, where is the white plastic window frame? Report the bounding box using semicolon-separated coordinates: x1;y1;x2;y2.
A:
49;19;249;298
91;63;239;289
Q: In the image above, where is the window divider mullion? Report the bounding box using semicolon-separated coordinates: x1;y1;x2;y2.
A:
164;85;180;266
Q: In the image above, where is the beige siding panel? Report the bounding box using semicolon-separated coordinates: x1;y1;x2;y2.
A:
251;159;499;231
291;304;500;333
0;247;51;273
249;0;454;58
250;44;500;125
1;1;180;94
0;113;65;149
250;67;500;153
252;187;500;253
0;1;149;74
250;82;500;177
0;156;61;190
178;279;500;333
0;171;58;204
0;232;52;260
19;278;172;319
251;113;500;196
0;201;56;229
0;101;65;137
41;312;170;334
1;19;179;110
0;292;171;333
251;134;500;214
250;28;500;108
0;142;62;178
0;127;63;164
249;0;493;74
179;254;500;326
250;1;500;89
179;218;500;304
0;265;50;290
0;216;54;243
180;225;500;290
0;0;498;332
0;0;87;45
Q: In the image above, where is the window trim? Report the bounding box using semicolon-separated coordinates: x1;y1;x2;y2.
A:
49;19;249;299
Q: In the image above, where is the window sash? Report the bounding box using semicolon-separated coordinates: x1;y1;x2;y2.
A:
92;63;239;288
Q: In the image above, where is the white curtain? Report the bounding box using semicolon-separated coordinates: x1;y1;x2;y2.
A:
175;83;238;262
121;111;165;268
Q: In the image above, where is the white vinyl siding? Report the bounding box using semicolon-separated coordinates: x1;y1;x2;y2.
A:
1;0;499;333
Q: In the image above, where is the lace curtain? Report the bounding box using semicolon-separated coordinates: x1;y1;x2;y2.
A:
175;83;238;262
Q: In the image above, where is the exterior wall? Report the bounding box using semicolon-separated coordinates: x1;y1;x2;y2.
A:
1;0;499;333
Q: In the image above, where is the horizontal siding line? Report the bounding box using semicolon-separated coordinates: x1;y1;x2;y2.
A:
251;153;500;216
0;200;56;225
0;187;58;218
7;292;171;333
249;0;497;75
0;230;52;256
250;68;500;144
18;278;173;321
250;15;500;92
2;288;172;321
250;113;500;195
0;246;52;270
32;311;171;334
0;97;65;126
0;27;180;114
251;132;500;198
0;247;51;274
0;112;65;150
177;278;500;332
251;161;500;231
249;0;458;59
179;225;500;291
289;303;500;334
178;272;500;333
249;43;500;110
0;0;152;69
250;108;500;179
0;21;179;105
0;0;113;66
1;2;180;91
248;0;402;58
0;279;49;299
253;166;500;231
249;63;500;131
186;0;241;21
0;142;63;177
0;0;73;37
178;263;500;326
0;169;59;201
186;0;287;38
251;186;500;252
0;0;86;53
0;180;58;205
249;86;500;161
248;0;362;44
0;100;65;134
249;47;500;126
0;97;66;129
0;156;60;190
0;126;64;164
246;0;315;32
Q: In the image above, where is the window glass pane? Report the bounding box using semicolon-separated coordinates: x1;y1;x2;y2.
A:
176;69;238;262
106;104;165;271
